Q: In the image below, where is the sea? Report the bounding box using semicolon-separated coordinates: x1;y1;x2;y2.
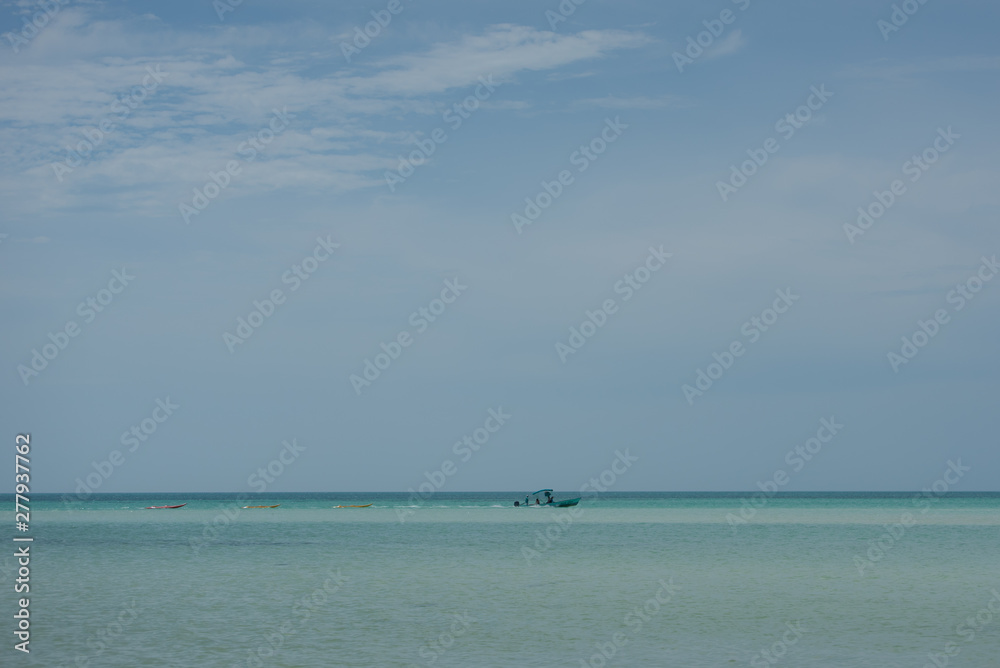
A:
2;492;999;667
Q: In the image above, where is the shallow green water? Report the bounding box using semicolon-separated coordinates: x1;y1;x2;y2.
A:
3;493;999;667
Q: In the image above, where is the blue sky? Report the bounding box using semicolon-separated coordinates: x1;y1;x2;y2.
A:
2;0;998;493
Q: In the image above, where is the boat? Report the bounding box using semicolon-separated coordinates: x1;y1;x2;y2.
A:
144;504;186;509
333;503;372;508
515;489;580;507
243;504;280;508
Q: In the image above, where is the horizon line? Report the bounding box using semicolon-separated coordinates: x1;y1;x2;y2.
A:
11;490;1000;496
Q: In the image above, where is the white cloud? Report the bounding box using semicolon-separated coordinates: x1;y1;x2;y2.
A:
703;29;746;60
344;25;650;96
0;12;650;216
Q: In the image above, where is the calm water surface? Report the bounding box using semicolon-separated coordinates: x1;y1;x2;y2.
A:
2;493;999;667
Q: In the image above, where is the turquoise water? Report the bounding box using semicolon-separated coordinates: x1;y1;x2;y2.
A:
3;493;999;667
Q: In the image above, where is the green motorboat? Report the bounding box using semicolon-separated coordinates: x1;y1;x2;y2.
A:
514;490;580;507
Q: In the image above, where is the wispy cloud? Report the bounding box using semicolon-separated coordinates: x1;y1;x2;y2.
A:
703;28;745;60
346;25;650;95
479;100;532;111
546;70;598;82
572;95;685;110
0;13;650;216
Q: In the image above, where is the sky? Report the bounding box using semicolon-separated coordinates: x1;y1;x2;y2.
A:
1;0;998;493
